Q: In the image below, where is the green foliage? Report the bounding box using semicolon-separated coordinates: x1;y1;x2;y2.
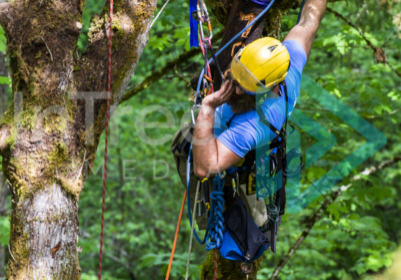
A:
1;0;401;279
0;25;6;53
0;217;10;246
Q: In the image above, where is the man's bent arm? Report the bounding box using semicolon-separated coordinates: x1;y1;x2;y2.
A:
285;0;327;58
193;82;241;178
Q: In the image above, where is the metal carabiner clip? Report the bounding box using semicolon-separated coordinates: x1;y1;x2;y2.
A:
191;104;202;125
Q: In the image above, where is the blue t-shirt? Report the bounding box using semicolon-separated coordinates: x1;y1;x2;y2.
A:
214;40;307;158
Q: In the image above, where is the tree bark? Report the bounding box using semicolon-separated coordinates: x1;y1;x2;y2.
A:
0;49;7;118
0;0;156;278
0;173;7;279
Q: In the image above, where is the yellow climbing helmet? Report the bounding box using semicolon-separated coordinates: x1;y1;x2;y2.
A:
230;37;290;95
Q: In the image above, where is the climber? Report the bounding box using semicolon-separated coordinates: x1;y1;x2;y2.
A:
192;0;327;230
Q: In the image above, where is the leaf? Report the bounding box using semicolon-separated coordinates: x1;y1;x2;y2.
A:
0;216;10;245
0;76;11;85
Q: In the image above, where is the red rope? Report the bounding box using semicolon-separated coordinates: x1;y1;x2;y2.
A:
98;0;113;279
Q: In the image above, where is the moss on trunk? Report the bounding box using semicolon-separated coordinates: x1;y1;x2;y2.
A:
0;0;157;278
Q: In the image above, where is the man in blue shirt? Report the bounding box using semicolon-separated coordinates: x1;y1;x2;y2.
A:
192;0;327;228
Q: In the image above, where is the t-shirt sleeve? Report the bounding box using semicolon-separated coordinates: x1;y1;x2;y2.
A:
283;40;307;73
217;114;257;158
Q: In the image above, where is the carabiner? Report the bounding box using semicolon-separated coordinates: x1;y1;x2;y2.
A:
191;104;202;124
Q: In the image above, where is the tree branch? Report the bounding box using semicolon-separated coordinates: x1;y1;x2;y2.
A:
327;7;401;77
269;156;401;280
120;30;224;104
76;0;158;101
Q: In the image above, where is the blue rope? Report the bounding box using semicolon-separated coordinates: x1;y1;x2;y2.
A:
196;0;276;94
206;174;225;250
296;0;306;24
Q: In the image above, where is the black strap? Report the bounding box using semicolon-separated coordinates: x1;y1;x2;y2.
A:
276;83;289;216
226;113;236;128
255;106;281;136
209;46;225;84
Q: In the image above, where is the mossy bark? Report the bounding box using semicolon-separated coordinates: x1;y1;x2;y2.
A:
0;173;7;278
199;0;299;278
0;0;156;279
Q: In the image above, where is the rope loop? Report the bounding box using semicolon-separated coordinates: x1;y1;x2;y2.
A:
206;174;225;251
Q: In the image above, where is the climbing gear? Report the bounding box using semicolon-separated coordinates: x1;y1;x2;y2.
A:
98;0;113;279
205;173;226;251
240;262;253;276
253;84;304;252
219;198;269;262
166;190;187;280
230;37;291;94
189;0;199;49
170;0;305;276
195;0;277;94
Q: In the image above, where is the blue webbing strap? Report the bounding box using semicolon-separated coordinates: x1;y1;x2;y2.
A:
190;0;199;49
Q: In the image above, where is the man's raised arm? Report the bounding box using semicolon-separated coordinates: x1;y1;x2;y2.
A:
284;0;327;59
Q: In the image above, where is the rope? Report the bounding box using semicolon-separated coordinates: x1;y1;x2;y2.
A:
165;190;187;280
150;0;172;28
98;0;113;279
185;181;201;280
206;174;225;251
296;0;306;24
196;0;276;94
187;144;212;244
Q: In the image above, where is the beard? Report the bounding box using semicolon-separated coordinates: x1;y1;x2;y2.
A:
227;93;256;114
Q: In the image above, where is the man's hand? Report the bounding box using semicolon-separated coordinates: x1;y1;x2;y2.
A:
193;80;241;178
202;80;235;109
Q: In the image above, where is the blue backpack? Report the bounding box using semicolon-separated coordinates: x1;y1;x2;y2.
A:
219;198;269;262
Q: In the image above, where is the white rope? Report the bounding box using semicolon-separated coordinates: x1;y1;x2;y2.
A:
185;180;200;280
150;0;172;28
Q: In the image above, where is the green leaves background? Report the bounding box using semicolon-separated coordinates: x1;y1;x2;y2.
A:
1;0;401;279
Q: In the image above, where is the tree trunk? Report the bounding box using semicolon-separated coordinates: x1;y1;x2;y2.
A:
199;0;299;278
0;172;7;279
0;0;156;278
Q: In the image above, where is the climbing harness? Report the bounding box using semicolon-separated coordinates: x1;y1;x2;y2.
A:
98;0;113;279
